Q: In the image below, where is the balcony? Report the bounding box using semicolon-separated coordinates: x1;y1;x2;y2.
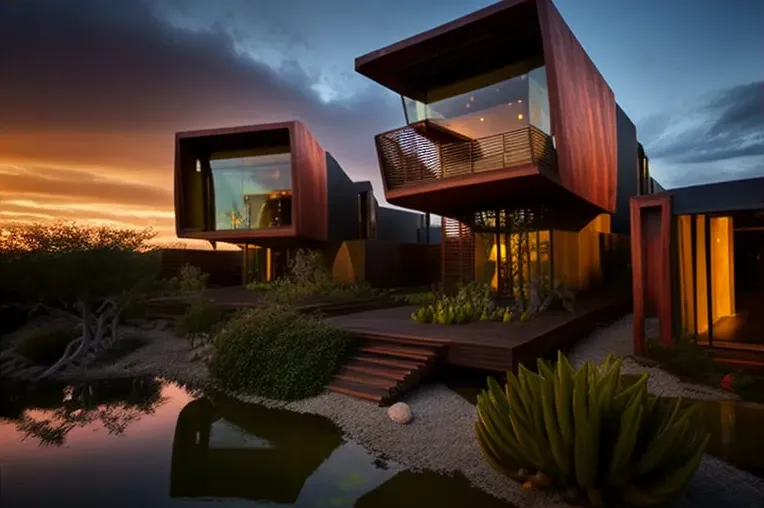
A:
376;122;556;191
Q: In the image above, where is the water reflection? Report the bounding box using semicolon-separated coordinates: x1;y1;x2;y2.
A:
1;377;165;446
0;377;514;507
170;395;397;503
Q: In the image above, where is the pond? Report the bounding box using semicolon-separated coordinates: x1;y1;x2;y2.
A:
446;370;764;479
0;377;513;508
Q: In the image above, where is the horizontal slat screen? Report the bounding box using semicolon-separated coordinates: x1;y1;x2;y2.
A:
376;124;556;191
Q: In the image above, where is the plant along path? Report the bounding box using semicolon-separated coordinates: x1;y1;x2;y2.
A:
476;352;710;507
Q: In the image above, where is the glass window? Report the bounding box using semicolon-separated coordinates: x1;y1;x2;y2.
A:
402;65;552;139
528;67;551;134
210;152;292;231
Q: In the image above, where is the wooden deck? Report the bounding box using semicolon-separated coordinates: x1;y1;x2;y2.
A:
331;292;631;372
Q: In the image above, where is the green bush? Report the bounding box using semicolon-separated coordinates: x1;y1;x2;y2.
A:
410;282;512;325
476;352;709;507
394;291;438;306
175;299;230;348
169;263;209;294
646;335;764;403
246;248;382;306
210;306;350;400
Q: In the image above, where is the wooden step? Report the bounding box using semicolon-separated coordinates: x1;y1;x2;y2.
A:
354;332;449;348
352;354;427;371
333;370;399;389
358;344;437;362
343;360;410;381
327;378;392;404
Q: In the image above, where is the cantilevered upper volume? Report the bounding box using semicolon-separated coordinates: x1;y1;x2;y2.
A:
355;0;618;229
174;121;329;247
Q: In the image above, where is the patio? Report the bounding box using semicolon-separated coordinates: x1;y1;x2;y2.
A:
331;291;630;371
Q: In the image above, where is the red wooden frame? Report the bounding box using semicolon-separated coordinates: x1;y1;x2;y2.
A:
630;194;673;355
174;121;329;245
355;0;618;218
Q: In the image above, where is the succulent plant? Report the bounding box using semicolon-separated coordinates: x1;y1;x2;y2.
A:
475;352;709;506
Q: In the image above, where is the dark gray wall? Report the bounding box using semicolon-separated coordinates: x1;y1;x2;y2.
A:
376;207;426;244
326;153;361;242
670;177;764;214
613;104;639;236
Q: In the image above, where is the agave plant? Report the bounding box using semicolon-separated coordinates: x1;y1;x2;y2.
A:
475;352;709;506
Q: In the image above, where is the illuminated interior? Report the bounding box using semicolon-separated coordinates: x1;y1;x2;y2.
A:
209;150;292;231
676;214;736;337
402;65;551;139
472;213;615;298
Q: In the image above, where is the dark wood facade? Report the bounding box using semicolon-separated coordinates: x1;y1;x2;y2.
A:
536;0;617;214
174;121;329;247
630;194;673;355
355;0;619;222
630;180;764;358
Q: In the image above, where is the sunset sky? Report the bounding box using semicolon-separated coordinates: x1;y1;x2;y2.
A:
1;0;762;248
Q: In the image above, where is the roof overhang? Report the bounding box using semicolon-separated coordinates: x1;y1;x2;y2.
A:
355;0;543;101
176;122;294;155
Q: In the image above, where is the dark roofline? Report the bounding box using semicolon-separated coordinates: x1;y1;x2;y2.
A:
668;177;764;214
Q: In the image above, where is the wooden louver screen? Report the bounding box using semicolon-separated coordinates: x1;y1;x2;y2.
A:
442;217;475;289
375;124;557;191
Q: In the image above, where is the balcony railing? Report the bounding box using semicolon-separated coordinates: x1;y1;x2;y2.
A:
375;123;557;191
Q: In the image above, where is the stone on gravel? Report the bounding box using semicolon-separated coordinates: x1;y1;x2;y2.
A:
387;402;413;424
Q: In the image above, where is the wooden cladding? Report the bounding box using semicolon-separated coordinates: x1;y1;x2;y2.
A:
442;217;475;289
537;0;618;214
376;124;556;191
290;121;329;242
630;195;673;355
174;121;330;244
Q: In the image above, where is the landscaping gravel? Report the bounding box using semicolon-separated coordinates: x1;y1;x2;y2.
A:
46;314;764;508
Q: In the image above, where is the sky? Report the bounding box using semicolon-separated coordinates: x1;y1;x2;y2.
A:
0;0;762;247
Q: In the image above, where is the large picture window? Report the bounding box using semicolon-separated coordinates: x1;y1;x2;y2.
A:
402;65;552;139
210;151;292;231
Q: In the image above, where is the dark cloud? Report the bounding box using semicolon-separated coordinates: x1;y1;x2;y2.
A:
638;81;764;187
0;0;403;187
640;81;764;164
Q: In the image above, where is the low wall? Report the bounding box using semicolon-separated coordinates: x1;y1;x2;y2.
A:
328;241;440;289
158;249;242;287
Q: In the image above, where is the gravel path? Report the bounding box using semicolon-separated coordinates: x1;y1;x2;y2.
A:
38;314;764;507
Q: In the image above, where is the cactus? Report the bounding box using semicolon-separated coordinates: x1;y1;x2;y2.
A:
475;352;709;506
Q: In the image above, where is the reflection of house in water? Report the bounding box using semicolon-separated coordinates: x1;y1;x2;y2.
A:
170;396;343;503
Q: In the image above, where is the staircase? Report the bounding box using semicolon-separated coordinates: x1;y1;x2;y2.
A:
327;333;448;405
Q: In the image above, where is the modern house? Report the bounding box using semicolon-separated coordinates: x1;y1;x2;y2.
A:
173;121;440;287
354;0;660;298
630;178;764;360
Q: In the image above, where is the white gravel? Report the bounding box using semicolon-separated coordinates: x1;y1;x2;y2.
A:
40;314;764;507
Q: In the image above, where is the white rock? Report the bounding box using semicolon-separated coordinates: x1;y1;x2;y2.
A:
387;402;413;424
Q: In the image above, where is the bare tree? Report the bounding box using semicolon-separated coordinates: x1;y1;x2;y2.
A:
0;222;162;379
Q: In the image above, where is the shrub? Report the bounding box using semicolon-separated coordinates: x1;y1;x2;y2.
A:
247;248;381;306
394;291;438;306
411;282;510;324
170;263;209;293
645;334;722;383
210;306;350;400
476;352;709;507
174;299;230;348
647;335;764;403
